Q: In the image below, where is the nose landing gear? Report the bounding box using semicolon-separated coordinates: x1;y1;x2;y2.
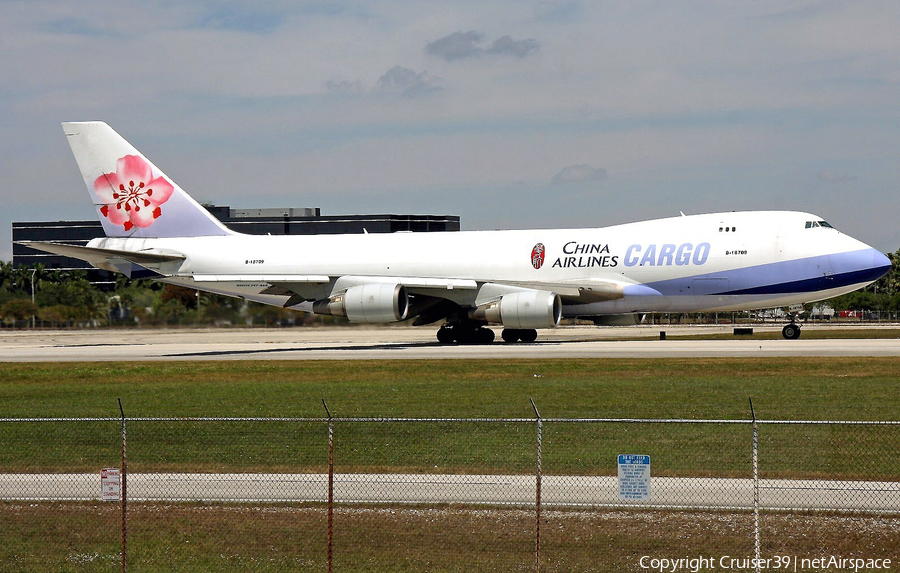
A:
781;322;801;340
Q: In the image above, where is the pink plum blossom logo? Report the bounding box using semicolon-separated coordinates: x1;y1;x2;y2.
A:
93;155;174;231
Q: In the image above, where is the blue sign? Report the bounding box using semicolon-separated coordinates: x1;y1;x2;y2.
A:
618;454;651;500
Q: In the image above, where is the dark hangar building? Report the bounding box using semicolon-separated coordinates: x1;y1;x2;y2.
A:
12;205;460;284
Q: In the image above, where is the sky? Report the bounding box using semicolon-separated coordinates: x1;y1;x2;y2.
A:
1;0;899;261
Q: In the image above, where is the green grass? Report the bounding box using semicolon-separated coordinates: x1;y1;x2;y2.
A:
0;359;898;478
2;502;898;572
1;359;898;570
1;358;898;419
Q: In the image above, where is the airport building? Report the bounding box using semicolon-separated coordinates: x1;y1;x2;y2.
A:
12;205;460;284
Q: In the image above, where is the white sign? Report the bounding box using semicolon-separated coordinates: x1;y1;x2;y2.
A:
617;454;650;501
101;468;121;501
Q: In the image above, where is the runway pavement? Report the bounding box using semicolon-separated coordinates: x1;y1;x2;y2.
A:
1;472;897;511
1;324;899;361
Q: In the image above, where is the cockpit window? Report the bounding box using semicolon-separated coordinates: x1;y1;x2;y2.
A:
805;221;834;229
818;221;833;228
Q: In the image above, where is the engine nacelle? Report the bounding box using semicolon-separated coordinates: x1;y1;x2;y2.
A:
313;283;409;323
474;290;562;329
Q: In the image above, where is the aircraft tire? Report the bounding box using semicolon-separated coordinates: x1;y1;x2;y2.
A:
436;326;455;344
782;324;801;340
453;327;495;345
520;329;538;343
501;329;521;343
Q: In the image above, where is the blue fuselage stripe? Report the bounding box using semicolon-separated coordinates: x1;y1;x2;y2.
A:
717;266;887;295
642;249;889;297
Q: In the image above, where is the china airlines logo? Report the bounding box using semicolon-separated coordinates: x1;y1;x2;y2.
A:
94;155;174;231
531;243;546;270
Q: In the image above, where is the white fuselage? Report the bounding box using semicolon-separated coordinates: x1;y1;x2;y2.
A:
88;210;889;318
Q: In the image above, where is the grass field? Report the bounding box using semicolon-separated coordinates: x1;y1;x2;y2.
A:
1;358;898;476
2;502;898;572
2;357;899;419
1;358;898;570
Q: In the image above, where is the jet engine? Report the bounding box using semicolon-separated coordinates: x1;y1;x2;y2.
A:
313;283;409;323
472;290;562;329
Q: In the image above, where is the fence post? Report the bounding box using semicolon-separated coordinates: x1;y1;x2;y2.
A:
750;398;760;573
323;400;334;573
531;398;542;573
118;398;127;573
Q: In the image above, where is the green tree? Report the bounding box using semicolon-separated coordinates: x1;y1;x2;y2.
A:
198;293;243;325
154;298;189;325
0;299;38;326
38;304;80;328
160;284;198;310
36;271;107;326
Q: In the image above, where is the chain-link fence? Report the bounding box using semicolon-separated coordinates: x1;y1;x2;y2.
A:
1;414;898;571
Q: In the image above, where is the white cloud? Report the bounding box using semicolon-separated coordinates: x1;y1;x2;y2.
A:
424;31;484;61
551;165;608;185
817;170;857;183
486;36;539;58
424;31;539;61
1;0;900;257
374;66;442;97
324;78;363;94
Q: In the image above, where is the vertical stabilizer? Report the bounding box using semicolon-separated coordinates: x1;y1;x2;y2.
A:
61;122;233;238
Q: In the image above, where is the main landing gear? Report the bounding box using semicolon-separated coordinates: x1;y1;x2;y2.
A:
436;323;540;344
436;322;495;345
501;328;538;343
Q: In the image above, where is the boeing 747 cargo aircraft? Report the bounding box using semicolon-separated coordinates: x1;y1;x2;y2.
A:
20;122;892;343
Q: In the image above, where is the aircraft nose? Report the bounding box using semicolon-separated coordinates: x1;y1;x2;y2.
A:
842;247;892;283
872;249;892;278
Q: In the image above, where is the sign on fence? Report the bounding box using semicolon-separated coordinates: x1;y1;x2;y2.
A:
617;454;650;501
101;468;121;501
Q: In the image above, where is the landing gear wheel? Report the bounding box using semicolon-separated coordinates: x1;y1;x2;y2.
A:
519;329;538;343
439;324;494;345
501;329;521;343
477;328;495;344
457;327;494;345
782;324;801;340
436;325;455;344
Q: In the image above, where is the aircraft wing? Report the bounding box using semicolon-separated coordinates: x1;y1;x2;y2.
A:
490;279;625;303
254;275;479;308
205;273;619;305
19;240;624;309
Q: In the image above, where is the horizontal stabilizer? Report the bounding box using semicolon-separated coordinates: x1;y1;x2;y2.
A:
16;241;185;271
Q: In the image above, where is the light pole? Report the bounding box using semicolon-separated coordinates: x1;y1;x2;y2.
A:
30;268;36;328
